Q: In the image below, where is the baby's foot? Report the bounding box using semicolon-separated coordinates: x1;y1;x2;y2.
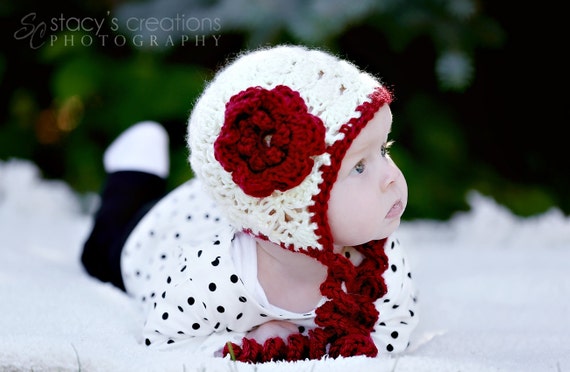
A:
103;121;170;178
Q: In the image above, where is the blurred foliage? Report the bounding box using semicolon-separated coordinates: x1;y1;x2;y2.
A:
1;0;567;220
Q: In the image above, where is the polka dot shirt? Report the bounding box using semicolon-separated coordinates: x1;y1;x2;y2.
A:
121;178;419;356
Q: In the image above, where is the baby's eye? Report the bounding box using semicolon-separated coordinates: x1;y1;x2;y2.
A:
381;140;394;157
353;160;365;174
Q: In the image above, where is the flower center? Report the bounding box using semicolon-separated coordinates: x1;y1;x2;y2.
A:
263;134;273;147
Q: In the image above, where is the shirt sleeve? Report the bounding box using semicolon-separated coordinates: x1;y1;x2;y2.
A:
371;236;419;354
140;238;250;354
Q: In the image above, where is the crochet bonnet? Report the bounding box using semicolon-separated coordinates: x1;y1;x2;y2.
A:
187;45;393;361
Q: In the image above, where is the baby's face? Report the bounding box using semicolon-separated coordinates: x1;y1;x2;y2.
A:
327;104;407;251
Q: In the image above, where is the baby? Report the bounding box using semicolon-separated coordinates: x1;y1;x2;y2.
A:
81;44;418;362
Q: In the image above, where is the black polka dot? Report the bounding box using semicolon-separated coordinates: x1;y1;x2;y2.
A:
209;283;217;291
408;272;412;278
344;251;351;259
214;322;220;329
166;276;171;284
211;257;220;266
167;339;175;344
180;265;187;272
391;264;397;272
197;250;202;257
213;240;220;245
160;254;167;260
149;230;155;237
217;306;225;313
161;291;166;299
178;306;184;312
383;298;390;303
387;344;394;352
145;338;151;346
391;241;395;249
298;326;305;333
204;213;210;219
174;233;180;239
260;313;268;317
187;297;195;305
177;331;185;335
230;274;239;283
409;310;415;317
162;312;169;320
392;304;399;309
192;323;200;330
236;313;243;319
391;331;399;339
238;296;247;303
186;215;192;220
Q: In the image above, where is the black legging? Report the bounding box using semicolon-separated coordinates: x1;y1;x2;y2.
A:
81;171;166;291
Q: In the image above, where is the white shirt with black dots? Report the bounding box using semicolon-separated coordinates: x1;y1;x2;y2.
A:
121;178;419;356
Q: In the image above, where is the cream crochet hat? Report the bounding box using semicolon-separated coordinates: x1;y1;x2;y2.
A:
188;44;391;252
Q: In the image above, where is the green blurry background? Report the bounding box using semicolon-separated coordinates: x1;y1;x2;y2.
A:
1;0;568;220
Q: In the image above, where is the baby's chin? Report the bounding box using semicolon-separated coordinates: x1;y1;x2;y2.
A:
332;231;397;252
371;221;401;243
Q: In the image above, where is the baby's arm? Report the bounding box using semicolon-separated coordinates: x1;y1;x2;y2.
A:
141;274;216;349
138;241;236;351
372;237;419;354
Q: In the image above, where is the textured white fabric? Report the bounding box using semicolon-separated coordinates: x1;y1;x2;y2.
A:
188;45;382;251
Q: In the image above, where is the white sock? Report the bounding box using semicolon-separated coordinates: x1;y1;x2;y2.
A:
103;121;170;178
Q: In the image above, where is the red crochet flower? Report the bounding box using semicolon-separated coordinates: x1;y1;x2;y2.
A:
214;85;326;197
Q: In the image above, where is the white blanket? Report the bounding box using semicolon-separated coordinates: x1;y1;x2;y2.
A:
1;158;568;372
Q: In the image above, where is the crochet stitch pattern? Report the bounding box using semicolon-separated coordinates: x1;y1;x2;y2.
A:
214;85;326;198
188;45;382;251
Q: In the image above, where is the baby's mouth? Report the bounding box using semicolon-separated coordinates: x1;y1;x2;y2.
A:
385;200;403;219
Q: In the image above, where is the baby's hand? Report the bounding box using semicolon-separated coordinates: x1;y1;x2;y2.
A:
246;320;299;343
